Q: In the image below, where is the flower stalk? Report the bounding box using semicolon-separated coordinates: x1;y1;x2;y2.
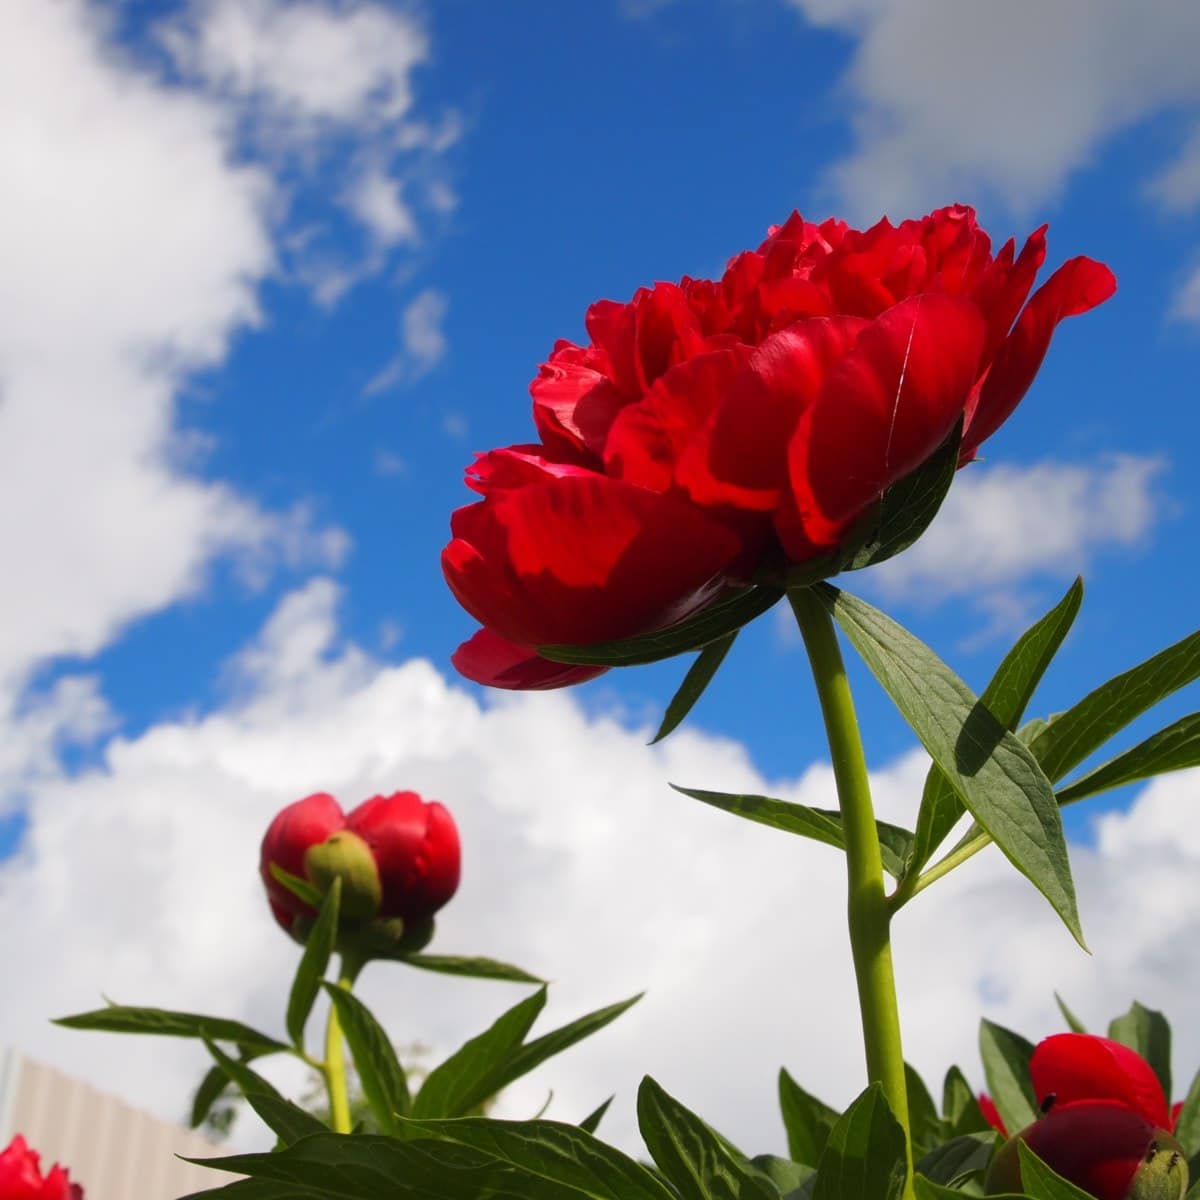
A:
789;586;914;1196
323;953;366;1134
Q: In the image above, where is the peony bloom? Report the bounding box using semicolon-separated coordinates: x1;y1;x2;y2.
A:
261;791;461;954
0;1136;83;1200
985;1034;1187;1199
443;206;1115;689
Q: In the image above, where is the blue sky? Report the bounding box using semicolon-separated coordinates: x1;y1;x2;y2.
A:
3;0;1200;1162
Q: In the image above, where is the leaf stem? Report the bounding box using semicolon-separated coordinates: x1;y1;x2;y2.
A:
903;832;991;904
323;952;366;1133
789;587;914;1197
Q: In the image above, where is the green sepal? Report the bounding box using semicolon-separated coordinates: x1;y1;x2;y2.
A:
286;877;341;1052
268;862;323;908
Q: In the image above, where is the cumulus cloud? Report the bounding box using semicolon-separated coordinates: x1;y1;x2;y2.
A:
3;580;1197;1161
0;0;352;708
787;0;1200;222
364;288;450;394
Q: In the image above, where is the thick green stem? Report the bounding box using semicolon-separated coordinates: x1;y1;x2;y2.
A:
323;953;366;1134
790;588;914;1195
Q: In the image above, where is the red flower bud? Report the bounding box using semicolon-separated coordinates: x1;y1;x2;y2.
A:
443;206;1116;689
0;1136;84;1200
260;791;461;948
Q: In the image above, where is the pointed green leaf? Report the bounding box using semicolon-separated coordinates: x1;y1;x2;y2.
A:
908;578;1083;874
906;1062;945;1157
979;1019;1038;1135
1054;994;1088;1034
1028;627;1200;783
752;1155;814;1196
779;1069;840;1169
1176;1067;1200;1158
268;862;323;908
412;987;546;1119
915;1131;996;1186
651;632;737;744
324;983;410;1129
637;1076;777;1200
286;878;340;1051
843;419;963;571
398;1116;677;1200
1056;712;1200;805
673;785;913;879
539;588;783;667
940;1066;989;1137
580;1097;613;1136
191;1064;235;1129
818;584;1083;946
1107;1001;1172;1101
204;1040;326;1144
1016;1141;1101;1199
54;1005;287;1053
402;955;544;984
915;1176;1020;1200
812;1082;907;1200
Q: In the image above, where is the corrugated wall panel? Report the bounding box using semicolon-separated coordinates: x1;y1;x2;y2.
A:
0;1051;231;1199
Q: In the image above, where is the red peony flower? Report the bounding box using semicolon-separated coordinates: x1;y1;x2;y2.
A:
0;1136;84;1200
261;791;461;947
443;206;1115;689
985;1034;1187;1199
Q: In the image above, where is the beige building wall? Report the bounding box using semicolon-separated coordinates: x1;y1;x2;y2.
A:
0;1049;228;1199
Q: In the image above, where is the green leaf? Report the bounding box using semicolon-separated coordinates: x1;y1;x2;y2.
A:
398;1116;677;1200
539;588;784;667
402;955;544;984
54;1005;287;1053
204;1040;326;1145
652;633;737;744
1027;627;1200;783
818;584;1084;947
180;1181;331;1200
915;1177;1019;1200
908;578;1083;875
637;1076;778;1200
812;1082;907;1200
1175;1067;1200;1158
778;1069;840;1168
915;1131;996;1187
1015;1142;1099;1199
906;1062;945;1157
843;419;962;572
286;877;340;1051
1107;1001;1172;1102
673;785;913;880
268;862;323;908
979;1019;1038;1136
1053;994;1088;1035
1055;712;1200;805
324;984;410;1130
751;1156;814;1196
182;1131;632;1199
941;1067;989;1138
191;1064;235;1128
412;988;547;1119
580;1097;613;1136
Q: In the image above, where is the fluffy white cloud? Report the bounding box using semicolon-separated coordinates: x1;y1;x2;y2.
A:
0;0;351;706
364;288;450;394
3;580;1197;1164
787;0;1200;221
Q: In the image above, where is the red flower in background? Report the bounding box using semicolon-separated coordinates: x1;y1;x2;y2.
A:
985;1034;1187;1199
444;206;1115;689
261;791;461;945
0;1136;83;1200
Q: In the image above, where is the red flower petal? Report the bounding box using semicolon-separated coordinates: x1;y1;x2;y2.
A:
1030;1033;1170;1129
789;293;986;538
451;627;607;690
259;793;345;923
345;793;461;921
962;255;1117;458
677;315;868;512
443;476;743;647
530;340;625;459
978;1092;1008;1136
466;445;596;495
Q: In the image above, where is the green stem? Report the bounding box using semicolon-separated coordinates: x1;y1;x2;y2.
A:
790;588;914;1196
323;953;366;1134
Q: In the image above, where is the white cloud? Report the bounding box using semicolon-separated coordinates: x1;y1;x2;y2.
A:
345;164;420;248
364;288;449;394
787;0;1200;221
0;0;346;700
3;580;1198;1164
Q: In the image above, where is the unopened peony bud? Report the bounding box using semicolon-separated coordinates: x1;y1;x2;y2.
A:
1126;1132;1188;1200
303;831;382;921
